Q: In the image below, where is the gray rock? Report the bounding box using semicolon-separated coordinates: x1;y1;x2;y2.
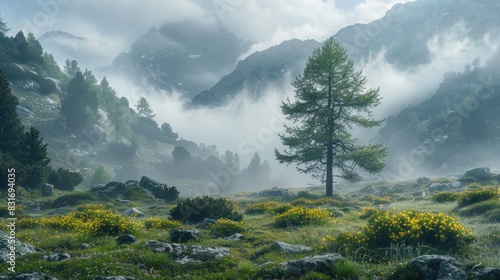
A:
462;167;495;181
116;234;138;245
169;229;200;243
144;240;173;253
409;255;467;280
281;253;344;276
471;267;500;280
0;272;58;280
91;277;139;280
79;243;91;250
43;252;70;262
120;208;145;217
92;182;127;198
450;181;461;188
258;187;293;198
171;243;187;257
16;105;34;117
41;183;54;196
271;241;312;253
125;180;139;186
186;245;230;261
224;233;245;241
1;230;41;262
197;218;218;229
139;176;179;201
116;199;132;204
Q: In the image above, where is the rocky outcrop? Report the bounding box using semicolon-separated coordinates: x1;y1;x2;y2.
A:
462;167;495;182
116;234;138;245
139;176;179;202
120;208;145;217
471;267;500;280
43;252;70;262
258;187;293;198
409;255;466;280
92;182;127;198
0;272;57;280
224;233;245;241
1;231;41;262
271;241;312;253
169;229;200;243
144;240;173;253
280;253;344;276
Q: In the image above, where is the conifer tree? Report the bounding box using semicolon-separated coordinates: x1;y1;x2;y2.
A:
0;70;23;156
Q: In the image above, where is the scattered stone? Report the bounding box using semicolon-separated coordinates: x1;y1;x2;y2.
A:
258;187;293;198
1;230;41;262
41;183;54;196
409;255;466;280
169;229;200;243
0;272;58;280
224;233;245;241
185;245;230;261
43;252;71;262
91;277;139;280
281;253;344;276
144;240;173;253
116;234;138;245
271;241;312;253
471;267;500;280
197;218;218;229
121;208;145;217
79;243;91;250
92;182;127;198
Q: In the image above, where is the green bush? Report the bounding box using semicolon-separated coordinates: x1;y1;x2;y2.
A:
51;192;96;208
144;217;181;230
329;259;359;280
209;218;245;237
457;188;498;208
273;206;332;228
362;195;392;205
170;196;242;223
430;191;459;203
48;168;83;190
89;165;113;186
245;201;283;214
458;200;500;217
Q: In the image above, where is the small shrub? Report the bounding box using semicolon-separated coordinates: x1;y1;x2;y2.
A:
430;191;459;203
362;195;392;205
272;203;293;215
139;251;173;270
209;218;245;237
51;192;96;208
48;168;83;190
273;206;332;228
322;232;367;261
458;200;500;217
296;191;321;199
245;201;282;214
89;165;113;186
457;188;498;208
144;217;181;230
359;207;377;219
329;259;359;280
170;196;242;223
466;182;483;190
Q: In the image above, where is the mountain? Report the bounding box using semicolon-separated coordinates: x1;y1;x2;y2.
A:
192;0;500;107
191;39;320;106
110;17;250;98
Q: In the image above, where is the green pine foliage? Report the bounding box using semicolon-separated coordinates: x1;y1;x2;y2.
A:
0;70;24;155
48;168;83;191
170;196;243;223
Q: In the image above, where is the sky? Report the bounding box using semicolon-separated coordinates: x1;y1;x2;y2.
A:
0;0;414;67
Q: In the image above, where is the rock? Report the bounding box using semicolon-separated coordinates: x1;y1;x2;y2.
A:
41;183;54;196
125;180;139;186
91;277;139;280
16;105;34;117
144;240;173;253
43;252;71;262
224;233;245;241
121;208;145;217
271;241;312;253
171;243;187;257
281;253;344;276
116;199;132;204
197;218;218;229
463;167;495;181
185;245;230;261
116;234;138;245
79;243;91;250
139;176;179;202
0;272;58;280
450;181;461;188
1;230;41;262
258;187;293;198
409;255;466;280
471;267;500;280
169;229;200;243
92;182;127;198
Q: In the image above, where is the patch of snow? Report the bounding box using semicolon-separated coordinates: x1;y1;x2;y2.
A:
188;54;202;59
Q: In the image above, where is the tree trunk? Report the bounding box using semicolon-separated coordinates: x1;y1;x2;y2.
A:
326;141;333;197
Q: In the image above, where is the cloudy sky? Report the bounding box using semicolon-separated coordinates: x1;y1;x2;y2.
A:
1;0;414;67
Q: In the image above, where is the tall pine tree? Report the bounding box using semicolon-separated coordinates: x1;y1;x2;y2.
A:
0;70;24;156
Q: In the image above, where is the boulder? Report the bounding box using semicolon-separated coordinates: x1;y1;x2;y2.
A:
258;187;293;198
120;208;145;217
271;241;312;253
281;253;344;276
409;255;466;280
169;229;200;243
144;240;173;253
1;230;41;262
463;167;494;181
92;182;127;198
185;245;230;261
197;218;218;229
471;267;500;280
0;272;58;280
41;183;54;196
79;243;91;250
450;181;461;188
170;243;187;257
43;252;70;262
139;176;179;201
125;180;139;186
224;233;245;241
92;277;139;280
116;234;138;245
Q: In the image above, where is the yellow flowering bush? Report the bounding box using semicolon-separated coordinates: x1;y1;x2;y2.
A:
457;188;498;207
17;203;142;236
359;207;378;219
430;192;459;203
363;210;474;249
245;201;283;214
291;197;343;207
209;218;245;237
144;217;181;230
273;206;332;228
